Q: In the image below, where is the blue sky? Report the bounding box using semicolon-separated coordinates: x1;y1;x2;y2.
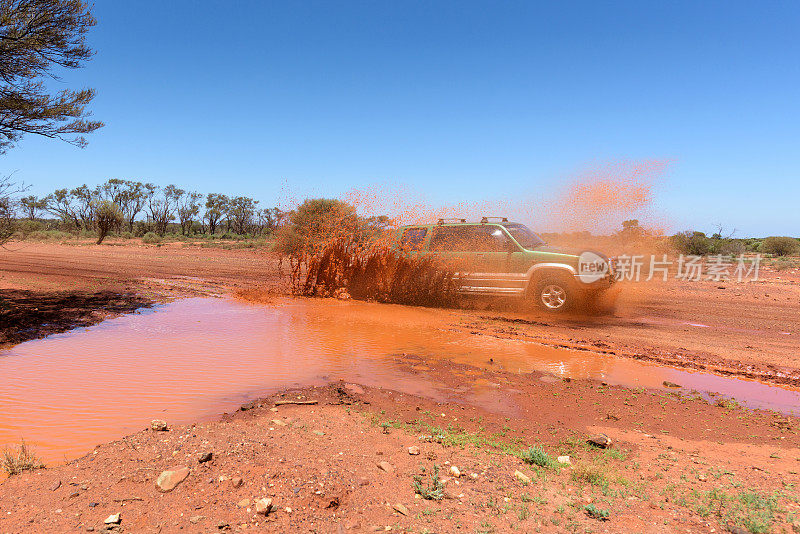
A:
3;1;799;236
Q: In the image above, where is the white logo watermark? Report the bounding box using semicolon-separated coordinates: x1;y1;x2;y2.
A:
578;251;610;283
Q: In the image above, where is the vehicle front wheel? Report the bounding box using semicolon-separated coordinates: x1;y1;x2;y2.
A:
532;275;575;312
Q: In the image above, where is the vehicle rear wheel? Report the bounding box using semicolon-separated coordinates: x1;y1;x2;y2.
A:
532;275;575;312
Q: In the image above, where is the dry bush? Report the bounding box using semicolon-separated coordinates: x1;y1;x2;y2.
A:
276;197;460;306
293;238;461;307
2;439;44;476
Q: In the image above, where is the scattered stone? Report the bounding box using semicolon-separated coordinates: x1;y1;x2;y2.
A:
662;381;681;388
377;461;394;473
449;466;461;478
156;466;190;492
236;499;250;508
69;491;80;499
189;515;204;524
239;400;260;411
587;434;612;449
150;420;168;432
469;473;478;479
557;455;571;465
255;498;274;515
49;480;61;491
271;419;287;427
312;430;325;436
231;476;243;488
198;452;213;463
698;474;707;482
357;477;370;486
726;524;749;534
284;507;292;513
538;375;560;383
392;503;409;516
514;470;531;484
104;513;121;525
407;446;420;456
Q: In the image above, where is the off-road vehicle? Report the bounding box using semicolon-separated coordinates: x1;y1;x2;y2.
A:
394;217;615;312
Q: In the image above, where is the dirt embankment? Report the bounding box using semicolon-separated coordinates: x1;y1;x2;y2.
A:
1;361;799;534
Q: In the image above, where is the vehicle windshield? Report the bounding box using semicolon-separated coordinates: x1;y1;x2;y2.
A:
503;223;545;250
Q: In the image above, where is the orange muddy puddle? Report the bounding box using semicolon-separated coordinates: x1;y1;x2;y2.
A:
1;297;799;465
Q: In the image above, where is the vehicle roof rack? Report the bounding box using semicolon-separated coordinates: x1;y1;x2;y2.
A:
480;216;509;224
437;218;467;225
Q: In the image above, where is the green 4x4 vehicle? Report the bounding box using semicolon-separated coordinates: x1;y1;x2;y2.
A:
393;217;615;312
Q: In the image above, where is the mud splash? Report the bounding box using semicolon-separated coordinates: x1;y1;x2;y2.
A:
1;297;798;464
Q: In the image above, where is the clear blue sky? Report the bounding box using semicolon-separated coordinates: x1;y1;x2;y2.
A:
3;1;799;236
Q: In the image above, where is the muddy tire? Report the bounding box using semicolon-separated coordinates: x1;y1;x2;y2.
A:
532;274;576;312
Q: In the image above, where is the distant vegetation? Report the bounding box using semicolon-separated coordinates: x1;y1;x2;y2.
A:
1;178;798;267
2;178;287;245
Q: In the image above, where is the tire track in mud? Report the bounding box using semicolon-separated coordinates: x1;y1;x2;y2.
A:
455;316;800;388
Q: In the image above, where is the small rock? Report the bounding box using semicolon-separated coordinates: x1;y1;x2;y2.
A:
255;498;274;515
357;477;370;486
392;503;409;516
377;461;394;473
49;480;61;491
198;452;213;463
150;420;168;431
156;466;190;492
407;446;420;456
189;515;204;524
698;474;707;482
662;381;681;388
271;419;287;427
284;507;292;513
231;477;243;488
557;455;571;465
104;513;121;525
449;466;461;478
587;434;612;449
312;430;325;436
237;499;251;508
69;491;80;499
514;470;531;484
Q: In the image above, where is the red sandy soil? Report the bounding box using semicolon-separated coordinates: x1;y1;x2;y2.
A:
1;365;798;533
2;241;800;533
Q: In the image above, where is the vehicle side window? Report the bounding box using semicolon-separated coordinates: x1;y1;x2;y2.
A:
428;226;512;252
399;227;428;251
429;227;469;251
465;226;512;252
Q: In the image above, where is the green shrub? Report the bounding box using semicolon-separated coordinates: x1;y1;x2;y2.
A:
16;219;44;236
760;236;799;256
412;464;444;500
583;504;610;521
142;232;162;244
521;446;555;468
672;231;711;256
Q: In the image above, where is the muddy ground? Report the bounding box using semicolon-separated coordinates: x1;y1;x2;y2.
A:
1;241;800;533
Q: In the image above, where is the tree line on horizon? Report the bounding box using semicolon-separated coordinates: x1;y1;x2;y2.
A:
10;178;288;243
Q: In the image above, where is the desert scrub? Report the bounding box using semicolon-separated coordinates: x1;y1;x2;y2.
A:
2;440;44;476
583;503;610;520
413;464;444;500
521;445;555;468
688;488;783;533
141;231;162;244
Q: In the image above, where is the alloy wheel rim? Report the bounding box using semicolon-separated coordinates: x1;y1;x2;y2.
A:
541;284;567;309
